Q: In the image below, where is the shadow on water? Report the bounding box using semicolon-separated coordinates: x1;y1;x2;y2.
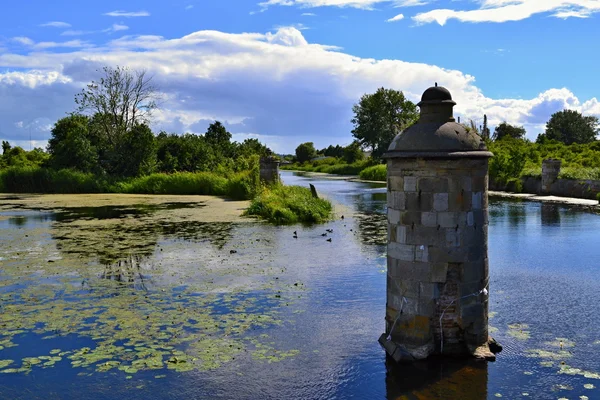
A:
541;203;561;226
386;357;488;400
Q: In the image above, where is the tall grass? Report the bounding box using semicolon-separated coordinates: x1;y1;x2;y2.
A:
359;164;386;181
0;166;106;193
0;165;261;200
244;185;332;224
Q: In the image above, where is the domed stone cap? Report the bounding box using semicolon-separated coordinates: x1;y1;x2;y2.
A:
384;85;492;159
418;84;456;106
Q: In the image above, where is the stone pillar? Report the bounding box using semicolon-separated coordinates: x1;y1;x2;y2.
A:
379;84;499;362
259;156;280;184
541;159;561;194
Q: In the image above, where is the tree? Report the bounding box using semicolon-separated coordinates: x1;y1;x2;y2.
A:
351;87;418;159
295;142;316;163
112;124;157;177
343;140;364;164
481;114;491;140
47;114;99;173
2;141;10;155
493;122;526;141
544;109;599;144
75;66;159;146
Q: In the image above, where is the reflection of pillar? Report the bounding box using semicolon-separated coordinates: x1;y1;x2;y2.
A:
385;357;488;399
260;157;280;185
541;203;561;226
541;159;561;194
380;84;499;362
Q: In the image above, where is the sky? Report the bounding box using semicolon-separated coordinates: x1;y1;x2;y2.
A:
1;0;600;154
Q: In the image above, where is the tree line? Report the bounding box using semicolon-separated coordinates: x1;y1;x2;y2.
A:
293;86;599;164
0;66;271;176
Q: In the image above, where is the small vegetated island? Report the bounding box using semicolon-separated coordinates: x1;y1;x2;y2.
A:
0;66;331;224
282;89;600;201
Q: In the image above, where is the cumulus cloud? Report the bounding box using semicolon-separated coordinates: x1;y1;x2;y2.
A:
40;21;72;28
104;10;150;17
413;0;600;25
0;27;597;152
386;13;405;21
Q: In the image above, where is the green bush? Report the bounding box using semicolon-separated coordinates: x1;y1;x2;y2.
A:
244;185;332;224
597;192;600;202
359;164;386;181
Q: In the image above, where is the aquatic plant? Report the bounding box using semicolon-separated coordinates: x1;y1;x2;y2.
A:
244;185;333;224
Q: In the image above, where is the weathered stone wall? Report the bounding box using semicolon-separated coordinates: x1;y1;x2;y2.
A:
542;159;562;194
259;159;280;184
385;157;490;358
490;172;600;200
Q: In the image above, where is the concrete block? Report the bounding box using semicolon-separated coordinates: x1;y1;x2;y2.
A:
406;226;441;246
388;223;396;242
472;192;483;210
419;282;436;299
388;176;404;191
472;177;486;192
393;279;420;298
430;262;448;283
419;177;448;192
405;192;433;212
433;193;449;212
421;212;437;227
388;242;415;262
445;228;461;248
404;176;417;192
390;260;431;281
401;211;422;225
388;208;401;224
418;298;436;316
438;212;459;228
467;212;474;226
429;247;466;263
387;191;406;210
449;191;471;212
415;244;429;263
396;225;407;244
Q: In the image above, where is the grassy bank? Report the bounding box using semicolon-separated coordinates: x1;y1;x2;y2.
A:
281;158;388;181
244;185;332;224
0;166;259;201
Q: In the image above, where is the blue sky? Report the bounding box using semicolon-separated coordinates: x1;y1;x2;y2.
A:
1;0;599;153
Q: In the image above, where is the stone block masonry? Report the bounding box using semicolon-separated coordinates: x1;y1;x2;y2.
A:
380;84;498;363
384;158;491;358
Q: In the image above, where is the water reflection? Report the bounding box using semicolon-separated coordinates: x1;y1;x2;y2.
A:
385;357;488;399
540;203;561;226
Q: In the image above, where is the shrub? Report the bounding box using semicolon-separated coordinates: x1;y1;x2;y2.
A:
359;164;386;181
244;185;332;224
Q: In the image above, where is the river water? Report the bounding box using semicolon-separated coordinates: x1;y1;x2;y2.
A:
0;170;599;399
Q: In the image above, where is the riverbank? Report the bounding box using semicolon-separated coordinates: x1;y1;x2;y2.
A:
489;191;600;210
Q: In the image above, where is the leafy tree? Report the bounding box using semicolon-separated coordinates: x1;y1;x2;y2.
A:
205;121;233;158
113;124;157;177
493;122;526;141
343;140;365;164
75;66;158;146
2;141;10;155
295;142;317;163
323;145;344;158
351;87;418;159
238;138;271;158
544;109;599;144
47;114;98;173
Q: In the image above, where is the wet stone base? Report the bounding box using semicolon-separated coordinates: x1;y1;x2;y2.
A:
379;333;501;363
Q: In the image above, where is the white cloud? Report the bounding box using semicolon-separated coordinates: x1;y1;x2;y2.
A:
386;13;404;21
61;30;90;36
393;0;430;6
0;27;597;152
40;21;72;28
105;24;129;33
185;5;194;10
12;37;35;46
301;12;317;15
104;10;150;17
413;0;600;25
259;0;391;10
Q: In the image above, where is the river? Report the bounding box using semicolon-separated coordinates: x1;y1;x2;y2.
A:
0;170;599;399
